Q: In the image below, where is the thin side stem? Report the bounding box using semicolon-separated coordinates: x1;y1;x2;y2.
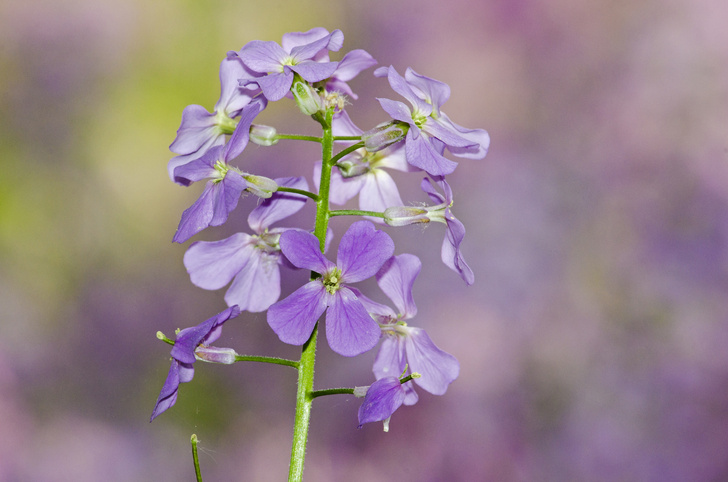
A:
311;387;355;399
233;355;299;368
275;134;322;143
329;209;385;219
276;186;319;202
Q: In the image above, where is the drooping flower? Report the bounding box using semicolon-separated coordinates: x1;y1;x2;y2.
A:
168;54;262;182
357;376;407;431
375;66;490;176
356;254;460;405
383;176;474;285
172;100;270;243
183;177;309;312
267;220;394;356
150;306;240;421
238;28;344;102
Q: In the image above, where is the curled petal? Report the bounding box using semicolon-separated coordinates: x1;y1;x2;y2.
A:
403;67;451;115
404;130;458;176
357;377;407;428
169;105;218;155
171;306;241;364
150;359;182;422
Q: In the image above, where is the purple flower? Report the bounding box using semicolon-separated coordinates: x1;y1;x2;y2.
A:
357;377;407;430
315;111;415;214
168;54;262;182
238;28;344;102
375;66;490;176
172;100;267;243
384;177;474;285
323;49;377;100
150;306;240;421
183;177;309;312
357;254;460;405
267;220;394;356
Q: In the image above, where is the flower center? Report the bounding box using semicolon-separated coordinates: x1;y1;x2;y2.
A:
322;268;343;295
213;160;229;182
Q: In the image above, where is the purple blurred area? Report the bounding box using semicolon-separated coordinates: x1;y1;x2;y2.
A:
1;0;727;480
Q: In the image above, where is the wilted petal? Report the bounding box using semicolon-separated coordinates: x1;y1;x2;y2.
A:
334;222;394;283
171;306;241;364
172;182;216;243
223;98;266;160
385;66;432;116
281;27;332;52
215;55;255;116
442;216;474;285
267;281;328;345
403;67;451;114
376;254;421;318
424;119;478;149
437;112;490;159
289;29;343;60
404;327;459;395
150;359;182;422
357;377;406;428
326;287;380;356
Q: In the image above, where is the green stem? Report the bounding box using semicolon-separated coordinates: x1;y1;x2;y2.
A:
329;209;385;219
276;186;319;202
311;387;355;399
288;107;335;482
233;355;299;368
330;141;365;166
191;434;203;482
275;134;322;143
332;135;363;141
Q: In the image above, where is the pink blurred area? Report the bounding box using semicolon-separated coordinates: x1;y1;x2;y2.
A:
1;0;727;480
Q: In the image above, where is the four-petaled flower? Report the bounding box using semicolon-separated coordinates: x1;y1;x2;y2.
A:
357;254;460;406
150;306;241;421
238;28;344;102
183;177;309;312
267;220;394;356
168;54;261;182
375;66;490;176
172;99;268;243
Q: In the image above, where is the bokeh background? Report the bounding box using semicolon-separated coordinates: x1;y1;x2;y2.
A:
1;0;727;480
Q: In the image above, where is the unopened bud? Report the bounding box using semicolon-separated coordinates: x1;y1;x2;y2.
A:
362;122;407;152
244;174;278;199
292;81;323;116
337;158;369;178
249;124;278;146
195;346;237;364
383;206;429;227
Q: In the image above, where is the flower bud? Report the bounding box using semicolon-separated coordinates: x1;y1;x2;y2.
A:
362;121;407;152
383;206;430;227
292;81;323;116
195;346;237;364
337;158;369;178
249;124;278;146
353;385;369;398
243;174;278;199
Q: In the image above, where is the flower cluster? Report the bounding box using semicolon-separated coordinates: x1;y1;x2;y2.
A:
152;27;487;438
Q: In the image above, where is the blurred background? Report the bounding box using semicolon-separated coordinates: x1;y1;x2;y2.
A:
1;0;727;480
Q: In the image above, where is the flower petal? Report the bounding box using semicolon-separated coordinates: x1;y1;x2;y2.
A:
357;377;406;428
169;105;217;155
376;254;421;318
404;327;460;395
337;221;394;283
225;248;281;312
184;233;253;290
267;281;328;345
404;130;458;176
171;306;241;364
150;359;182;422
279;229;335;273
325;287;380;356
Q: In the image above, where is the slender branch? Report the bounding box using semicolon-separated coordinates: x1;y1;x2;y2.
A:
276;186;319;202
332;135;363;141
275;134;322;143
330;141;365;166
234;355;299;369
330;209;385;219
311;387;355;399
